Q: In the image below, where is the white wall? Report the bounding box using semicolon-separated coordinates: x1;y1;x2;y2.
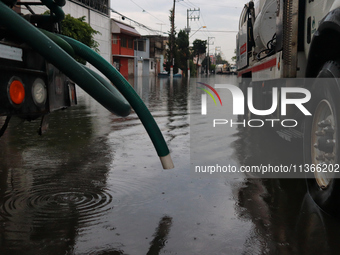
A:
25;1;110;64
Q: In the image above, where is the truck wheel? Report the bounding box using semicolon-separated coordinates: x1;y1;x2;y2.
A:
304;61;340;215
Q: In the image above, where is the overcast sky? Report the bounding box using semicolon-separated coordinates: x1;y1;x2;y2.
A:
110;0;245;63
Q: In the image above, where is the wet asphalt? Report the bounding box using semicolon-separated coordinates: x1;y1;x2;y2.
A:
0;75;340;255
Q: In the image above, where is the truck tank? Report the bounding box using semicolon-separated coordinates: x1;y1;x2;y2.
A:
253;0;277;53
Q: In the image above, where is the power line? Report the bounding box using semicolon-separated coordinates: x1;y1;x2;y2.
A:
177;1;194;10
185;0;242;8
189;20;208;39
199;11;213;37
129;0;168;25
186;0;199;9
129;0;145;11
110;8;166;35
197;19;209;38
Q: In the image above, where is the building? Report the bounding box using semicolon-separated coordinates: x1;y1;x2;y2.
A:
18;2;168;78
23;0;111;64
134;37;151;77
147;36;168;76
210;55;216;65
193;53;206;74
111;19;140;78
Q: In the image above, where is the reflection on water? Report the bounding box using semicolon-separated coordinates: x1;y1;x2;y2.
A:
0;76;186;254
232;125;304;177
234;177;340;254
146;216;173;255
0;75;339;254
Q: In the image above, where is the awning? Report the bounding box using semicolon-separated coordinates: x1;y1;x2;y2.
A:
114;22;140;37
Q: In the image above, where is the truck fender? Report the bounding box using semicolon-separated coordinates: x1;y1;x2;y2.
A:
306;8;340;77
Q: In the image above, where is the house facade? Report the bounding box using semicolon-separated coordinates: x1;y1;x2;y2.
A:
148;36;168;76
134;37;151;77
19;1;168;78
111;19;140;78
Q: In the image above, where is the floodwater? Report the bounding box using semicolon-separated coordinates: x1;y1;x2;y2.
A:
1;75;340;254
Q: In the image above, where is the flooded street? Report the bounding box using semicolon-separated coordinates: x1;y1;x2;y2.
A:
1;75;340;254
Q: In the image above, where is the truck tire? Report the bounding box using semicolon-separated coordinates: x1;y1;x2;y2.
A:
304;61;340;215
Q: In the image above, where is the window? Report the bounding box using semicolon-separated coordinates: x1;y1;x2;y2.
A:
135;40;146;52
112;35;118;45
74;0;109;15
113;58;120;71
239;6;248;29
151;61;154;70
121;37;127;48
128;39;133;49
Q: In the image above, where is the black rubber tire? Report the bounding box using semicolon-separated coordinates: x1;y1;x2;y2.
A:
304;61;340;215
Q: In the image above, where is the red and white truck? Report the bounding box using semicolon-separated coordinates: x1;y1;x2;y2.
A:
237;0;340;214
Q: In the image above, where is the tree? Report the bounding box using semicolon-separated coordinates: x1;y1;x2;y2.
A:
216;53;229;65
189;60;197;76
176;30;189;76
61;14;100;64
165;9;178;73
192;39;206;74
202;57;214;72
231;49;237;63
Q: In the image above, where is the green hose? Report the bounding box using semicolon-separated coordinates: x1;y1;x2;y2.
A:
0;2;129;117
0;2;174;168
40;28;131;117
39;29;75;58
54;0;66;6
41;0;65;22
58;35;173;164
82;65;131;116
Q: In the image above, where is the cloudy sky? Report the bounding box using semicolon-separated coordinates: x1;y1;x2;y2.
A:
110;0;246;63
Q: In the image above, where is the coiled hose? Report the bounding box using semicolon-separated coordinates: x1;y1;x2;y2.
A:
0;1;174;169
58;34;174;169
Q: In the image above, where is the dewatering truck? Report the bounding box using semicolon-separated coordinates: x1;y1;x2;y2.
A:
236;0;340;214
0;0;173;169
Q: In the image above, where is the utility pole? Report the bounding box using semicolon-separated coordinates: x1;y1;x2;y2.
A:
185;8;199;78
186;8;200;36
207;37;214;75
156;23;165;33
170;0;176;77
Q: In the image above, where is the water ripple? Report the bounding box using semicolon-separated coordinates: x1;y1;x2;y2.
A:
1;183;114;226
